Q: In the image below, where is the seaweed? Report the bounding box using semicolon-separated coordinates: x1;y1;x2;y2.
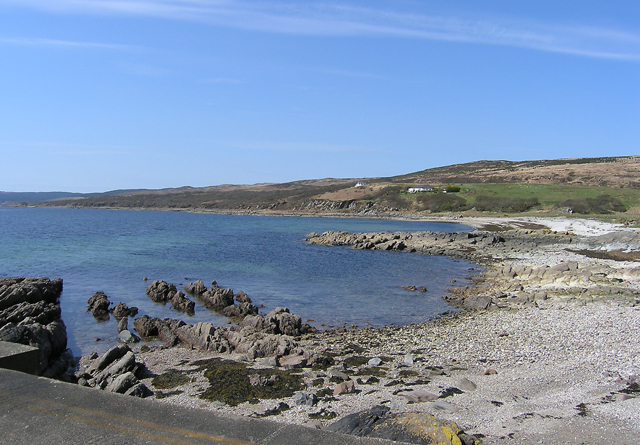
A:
191;358;304;407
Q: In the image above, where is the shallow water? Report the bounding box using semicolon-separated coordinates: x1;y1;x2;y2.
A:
0;208;476;356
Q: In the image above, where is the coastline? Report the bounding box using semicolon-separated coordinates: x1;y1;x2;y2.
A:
118;216;640;444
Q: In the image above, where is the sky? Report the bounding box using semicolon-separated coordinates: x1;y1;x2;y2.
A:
1;1;639;192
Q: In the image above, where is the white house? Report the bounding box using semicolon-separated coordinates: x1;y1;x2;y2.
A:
354;182;367;187
407;185;434;193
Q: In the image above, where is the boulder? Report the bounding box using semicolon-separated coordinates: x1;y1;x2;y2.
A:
294;392;318;407
118;329;140;344
327;407;474;445
334;380;356;395
184;280;207;296
145;280;177;303
105;371;138;394
266;308;301;336
111;302;138;318
200;287;235;310
87;292;111;319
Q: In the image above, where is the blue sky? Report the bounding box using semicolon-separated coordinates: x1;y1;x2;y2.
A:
1;1;639;192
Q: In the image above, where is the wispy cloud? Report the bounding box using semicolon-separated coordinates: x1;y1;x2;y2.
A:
0;36;138;51
3;0;640;61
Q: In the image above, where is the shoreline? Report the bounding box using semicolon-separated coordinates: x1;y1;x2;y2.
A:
97;216;640;444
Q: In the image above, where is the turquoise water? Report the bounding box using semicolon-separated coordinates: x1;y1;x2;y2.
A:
0;208;476;356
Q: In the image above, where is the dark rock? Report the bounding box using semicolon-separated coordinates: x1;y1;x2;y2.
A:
87;292;111;319
111;302;138;318
0;277;63;311
125;382;153;398
327;407;471;444
168;291;195;314
117;316;128;333
200;287;235;310
0;300;61;329
184;280;207;296
266;307;301;336
326;405;390;436
234;291;252;304
146;280;177;303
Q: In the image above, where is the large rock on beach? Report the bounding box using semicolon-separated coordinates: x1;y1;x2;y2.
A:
327;406;476;445
77;344;152;398
0;277;73;380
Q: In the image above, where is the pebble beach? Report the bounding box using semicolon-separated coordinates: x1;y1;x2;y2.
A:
118;217;640;444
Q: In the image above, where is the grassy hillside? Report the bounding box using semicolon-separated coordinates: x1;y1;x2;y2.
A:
20;155;640;221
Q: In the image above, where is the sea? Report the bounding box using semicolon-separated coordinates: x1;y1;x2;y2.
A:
0;207;477;356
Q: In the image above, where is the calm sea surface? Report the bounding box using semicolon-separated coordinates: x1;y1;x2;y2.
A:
0;208;476;356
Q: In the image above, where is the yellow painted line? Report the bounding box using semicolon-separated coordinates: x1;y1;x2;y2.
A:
2;388;261;445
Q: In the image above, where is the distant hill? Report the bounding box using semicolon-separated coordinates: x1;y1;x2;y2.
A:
5;156;640;217
0;189;149;204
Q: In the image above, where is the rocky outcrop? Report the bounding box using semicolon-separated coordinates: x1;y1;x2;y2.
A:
76;344;153;397
145;280;195;314
0;277;74;380
198;284;259;320
131;306;306;360
307;229;574;262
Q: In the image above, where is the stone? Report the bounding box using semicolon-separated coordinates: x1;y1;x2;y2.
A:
184;280;207;296
457;377;477;392
432;400;461;413
86;292;111;319
327;408;470;445
117;316;128;333
294;392;318;406
333;380;356;395
279;355;307;370
484;368;498;375
124;382;153;398
403;354;414;365
118;330;140;344
398;390;439;403
105;371;138;394
368;357;382;366
87;344;130;374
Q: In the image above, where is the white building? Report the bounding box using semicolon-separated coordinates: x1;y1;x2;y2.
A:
407;185;434;193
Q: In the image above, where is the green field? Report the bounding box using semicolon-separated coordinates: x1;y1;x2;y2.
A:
377;183;640;221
